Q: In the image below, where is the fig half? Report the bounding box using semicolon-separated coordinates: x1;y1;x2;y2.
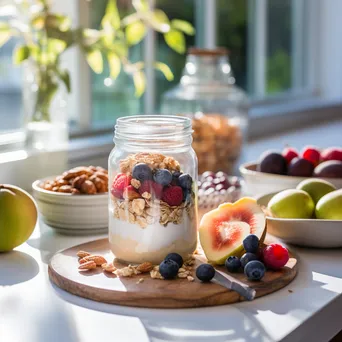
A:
199;197;266;265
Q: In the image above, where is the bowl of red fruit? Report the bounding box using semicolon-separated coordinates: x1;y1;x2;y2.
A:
240;146;342;196
198;171;244;219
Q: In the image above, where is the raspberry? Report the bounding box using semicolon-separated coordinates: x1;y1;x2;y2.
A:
162;186;183;206
111;173;132;199
139;180;163;198
262;244;289;270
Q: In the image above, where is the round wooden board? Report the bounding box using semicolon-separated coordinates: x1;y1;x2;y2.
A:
49;238;298;308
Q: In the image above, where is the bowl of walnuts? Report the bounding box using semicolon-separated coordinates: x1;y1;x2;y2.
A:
32;166;108;234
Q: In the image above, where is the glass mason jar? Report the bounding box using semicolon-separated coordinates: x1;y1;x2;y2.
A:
108;115;198;264
161;48;249;175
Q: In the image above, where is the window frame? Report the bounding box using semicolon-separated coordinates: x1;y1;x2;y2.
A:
1;0;342;149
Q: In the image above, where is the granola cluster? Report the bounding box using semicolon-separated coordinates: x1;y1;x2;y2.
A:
111;153;195;228
112;197;194;228
41;166;108;194
119;152;181;174
77;250;196;282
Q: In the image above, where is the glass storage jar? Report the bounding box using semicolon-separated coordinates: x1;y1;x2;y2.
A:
108;115;198;264
161;48;249;175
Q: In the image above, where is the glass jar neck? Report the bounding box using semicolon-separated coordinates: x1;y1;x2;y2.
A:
181;54;235;86
114;115;193;151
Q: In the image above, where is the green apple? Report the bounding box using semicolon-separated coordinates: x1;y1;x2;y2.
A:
315;189;342;220
268;189;315;219
296;178;336;204
0;185;38;252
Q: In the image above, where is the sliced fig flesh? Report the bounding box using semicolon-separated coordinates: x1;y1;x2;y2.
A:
199;197;266;264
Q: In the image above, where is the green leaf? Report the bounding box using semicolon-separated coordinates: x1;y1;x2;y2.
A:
0;22;11;48
13;45;30;64
150;9;170;33
112;41;128;58
86;49;103;74
107;52;121;79
45;14;71;32
48;38;66;54
31;14;45;30
56;69;71;93
125;21;146;45
82;28;101;45
101;0;120;30
132;0;148;12
154;62;174;81
133;71;146;97
164;29;185;54
170;19;195;35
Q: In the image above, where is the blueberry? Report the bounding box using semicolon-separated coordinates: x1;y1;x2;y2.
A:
171;171;182;186
159;259;179;279
172;171;182;178
243;234;260;254
225;256;241;273
153;169;172;186
178;174;192;190
165;253;183;268
132;163;152;182
240;253;258;268
196;264;215;282
183;189;192;203
244;260;266;281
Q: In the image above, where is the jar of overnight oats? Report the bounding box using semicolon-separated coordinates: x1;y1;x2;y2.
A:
108;115;198;264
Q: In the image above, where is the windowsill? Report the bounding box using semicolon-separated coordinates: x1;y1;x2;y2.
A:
1;97;341;190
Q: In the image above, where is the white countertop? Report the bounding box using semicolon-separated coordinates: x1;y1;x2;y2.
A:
2;120;342;342
1;222;342;342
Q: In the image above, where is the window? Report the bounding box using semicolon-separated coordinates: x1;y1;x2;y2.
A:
0;0;341;147
0;16;24;138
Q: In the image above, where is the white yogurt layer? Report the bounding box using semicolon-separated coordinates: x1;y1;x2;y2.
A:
109;209;197;264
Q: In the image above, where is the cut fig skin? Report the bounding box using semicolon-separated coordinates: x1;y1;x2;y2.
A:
199;197;266;265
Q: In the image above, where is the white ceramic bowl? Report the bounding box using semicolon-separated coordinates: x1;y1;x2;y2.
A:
32;177;108;234
257;192;342;248
240;162;342;196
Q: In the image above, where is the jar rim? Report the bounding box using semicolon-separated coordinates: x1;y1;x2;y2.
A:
115;115;193;146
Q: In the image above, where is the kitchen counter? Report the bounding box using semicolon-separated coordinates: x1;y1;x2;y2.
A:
1;222;342;342
1;119;342;342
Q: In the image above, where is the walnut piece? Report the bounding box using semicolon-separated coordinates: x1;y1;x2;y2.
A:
80;180;97;194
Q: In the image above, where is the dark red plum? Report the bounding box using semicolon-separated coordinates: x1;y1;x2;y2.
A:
313;160;342;178
257;151;287;175
287;157;314;177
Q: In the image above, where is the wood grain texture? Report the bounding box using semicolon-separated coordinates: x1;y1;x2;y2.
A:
49;238;298;308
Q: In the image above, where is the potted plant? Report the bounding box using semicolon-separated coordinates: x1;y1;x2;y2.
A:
0;0;194;149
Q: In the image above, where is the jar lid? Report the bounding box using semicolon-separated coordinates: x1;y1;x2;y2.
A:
188;47;228;56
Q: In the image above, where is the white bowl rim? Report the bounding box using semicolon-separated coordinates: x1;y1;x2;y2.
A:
240;161;342;181
257;191;342;223
32;178;108;197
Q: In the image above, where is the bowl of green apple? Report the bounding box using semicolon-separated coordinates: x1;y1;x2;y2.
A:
257;178;342;248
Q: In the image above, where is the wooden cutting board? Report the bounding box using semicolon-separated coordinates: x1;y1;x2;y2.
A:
49;238;298;308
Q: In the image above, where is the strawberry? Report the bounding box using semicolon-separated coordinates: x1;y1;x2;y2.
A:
162;186;183;206
111;173;132;199
139;180;163;198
